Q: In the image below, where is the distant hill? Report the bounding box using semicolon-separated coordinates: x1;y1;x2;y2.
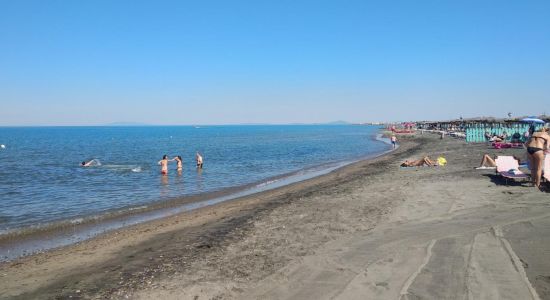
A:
103;121;352;126
106;122;151;126
283;121;351;125
323;120;350;125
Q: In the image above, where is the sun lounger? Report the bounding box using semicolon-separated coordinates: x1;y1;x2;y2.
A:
495;156;529;184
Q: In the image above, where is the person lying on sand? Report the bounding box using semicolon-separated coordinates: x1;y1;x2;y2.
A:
489;135;503;143
401;156;436;167
476;154;520;169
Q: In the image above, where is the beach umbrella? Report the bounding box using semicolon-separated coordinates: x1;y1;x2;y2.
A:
521;117;545;124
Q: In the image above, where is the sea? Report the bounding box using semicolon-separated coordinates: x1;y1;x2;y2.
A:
0;125;390;260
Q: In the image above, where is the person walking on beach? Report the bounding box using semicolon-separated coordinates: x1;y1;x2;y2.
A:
158;155;170;175
525;127;549;188
390;135;397;149
196;152;203;169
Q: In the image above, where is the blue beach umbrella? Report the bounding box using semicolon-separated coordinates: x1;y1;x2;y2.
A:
521;117;545;124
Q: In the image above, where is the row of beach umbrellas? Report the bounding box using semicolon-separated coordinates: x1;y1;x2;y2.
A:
521;117;545;124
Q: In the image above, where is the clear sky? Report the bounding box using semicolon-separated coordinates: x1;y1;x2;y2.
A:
1;0;549;125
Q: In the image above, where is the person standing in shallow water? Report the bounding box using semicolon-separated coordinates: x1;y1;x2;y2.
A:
196;152;203;169
390;135;397;149
174;155;183;175
158;155;169;175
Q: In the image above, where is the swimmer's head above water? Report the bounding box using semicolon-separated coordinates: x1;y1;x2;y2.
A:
81;160;93;167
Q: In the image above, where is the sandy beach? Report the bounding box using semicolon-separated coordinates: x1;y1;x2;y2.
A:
1;133;549;299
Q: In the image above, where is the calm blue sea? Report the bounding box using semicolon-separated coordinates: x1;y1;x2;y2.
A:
0;125;388;235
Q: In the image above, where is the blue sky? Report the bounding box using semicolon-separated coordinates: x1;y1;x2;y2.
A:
1;0;549;125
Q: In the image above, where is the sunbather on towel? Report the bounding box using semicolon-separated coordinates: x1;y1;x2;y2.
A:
401;156;436;167
489;135;503;142
477;154;520;169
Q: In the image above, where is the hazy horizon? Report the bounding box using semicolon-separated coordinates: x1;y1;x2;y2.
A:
1;1;549;126
0;120;355;127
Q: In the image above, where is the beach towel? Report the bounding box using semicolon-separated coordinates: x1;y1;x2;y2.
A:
519;163;529;168
475;166;496;170
507;169;523;175
491;142;523;149
400;165;440;169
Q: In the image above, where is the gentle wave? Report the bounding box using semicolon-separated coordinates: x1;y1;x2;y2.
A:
0;204;154;239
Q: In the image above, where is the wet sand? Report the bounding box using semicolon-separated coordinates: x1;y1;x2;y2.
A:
1;133;550;299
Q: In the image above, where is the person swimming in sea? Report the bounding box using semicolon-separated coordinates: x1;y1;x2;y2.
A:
81;159;96;167
158;155;170;175
196;152;203;169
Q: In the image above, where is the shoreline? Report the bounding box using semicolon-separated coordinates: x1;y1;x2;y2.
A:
0;133;418;299
0;132;393;262
9;133;547;299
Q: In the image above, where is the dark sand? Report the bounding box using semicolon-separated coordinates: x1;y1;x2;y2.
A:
1;133;549;299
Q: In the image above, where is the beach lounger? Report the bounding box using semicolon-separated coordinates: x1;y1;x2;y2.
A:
495;156;529;184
